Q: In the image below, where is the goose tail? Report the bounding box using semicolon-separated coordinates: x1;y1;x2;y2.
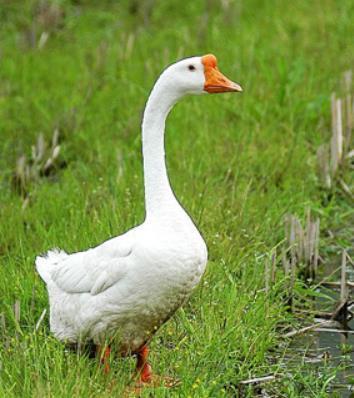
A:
35;249;68;283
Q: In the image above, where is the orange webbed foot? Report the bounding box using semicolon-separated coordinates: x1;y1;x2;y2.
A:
133;345;180;389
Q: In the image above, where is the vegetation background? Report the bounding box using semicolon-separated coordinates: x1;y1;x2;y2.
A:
0;0;353;397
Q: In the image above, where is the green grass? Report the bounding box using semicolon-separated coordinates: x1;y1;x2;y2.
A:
0;0;353;397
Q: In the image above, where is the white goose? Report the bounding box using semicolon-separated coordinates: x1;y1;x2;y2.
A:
36;54;242;383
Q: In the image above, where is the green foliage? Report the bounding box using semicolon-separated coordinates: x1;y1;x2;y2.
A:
0;0;353;396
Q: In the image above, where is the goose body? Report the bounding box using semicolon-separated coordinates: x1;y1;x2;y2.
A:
36;54;241;380
36;213;207;351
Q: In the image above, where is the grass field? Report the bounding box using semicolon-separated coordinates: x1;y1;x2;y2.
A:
0;1;353;397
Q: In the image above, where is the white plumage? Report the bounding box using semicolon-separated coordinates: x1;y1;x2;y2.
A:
36;54;241;379
37;220;207;350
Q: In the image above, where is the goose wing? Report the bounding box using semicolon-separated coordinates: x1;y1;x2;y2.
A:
39;230;135;296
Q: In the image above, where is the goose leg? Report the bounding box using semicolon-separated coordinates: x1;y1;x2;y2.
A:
131;345;179;390
97;345;111;374
136;345;152;383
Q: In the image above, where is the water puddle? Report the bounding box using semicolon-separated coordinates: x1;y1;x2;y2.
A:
292;260;354;397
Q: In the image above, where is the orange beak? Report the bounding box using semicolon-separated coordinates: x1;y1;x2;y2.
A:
202;54;242;94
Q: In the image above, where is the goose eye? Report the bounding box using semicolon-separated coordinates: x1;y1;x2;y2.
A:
188;65;196;71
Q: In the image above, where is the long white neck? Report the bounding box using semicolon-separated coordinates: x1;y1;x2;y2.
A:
142;79;184;220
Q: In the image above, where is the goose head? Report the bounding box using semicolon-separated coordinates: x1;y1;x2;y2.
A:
156;54;242;97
